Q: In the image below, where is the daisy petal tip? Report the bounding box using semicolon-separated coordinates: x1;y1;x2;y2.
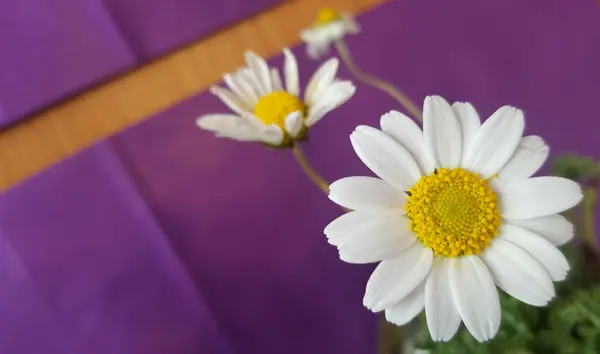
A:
369;303;385;313
361;295;373;310
424;95;448;105
576;190;585;204
555;271;568;282
362;293;385;313
349;127;366;140
348;82;357;94
503;105;524;120
284;112;303;137
430;334;447;343
337;251;351;263
196;117;210;129
327;191;343;207
354;125;376;134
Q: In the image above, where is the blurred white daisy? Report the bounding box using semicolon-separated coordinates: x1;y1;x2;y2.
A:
301;8;360;59
325;96;583;342
197;49;355;147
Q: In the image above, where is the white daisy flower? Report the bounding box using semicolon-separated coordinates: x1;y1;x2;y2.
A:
325;96;583;342
197;49;355;147
301;8;360;59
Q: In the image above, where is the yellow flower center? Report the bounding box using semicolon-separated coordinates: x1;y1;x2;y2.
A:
316;8;340;26
253;91;306;129
405;168;501;257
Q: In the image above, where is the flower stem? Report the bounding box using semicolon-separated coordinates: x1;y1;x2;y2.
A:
582;187;597;249
334;40;423;122
292;144;329;195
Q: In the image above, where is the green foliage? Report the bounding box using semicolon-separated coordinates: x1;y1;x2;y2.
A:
414;244;600;353
553;154;600;183
553;154;598;249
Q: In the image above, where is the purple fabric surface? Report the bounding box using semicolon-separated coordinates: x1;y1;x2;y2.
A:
0;0;283;129
103;0;282;61
0;0;137;128
2;0;600;353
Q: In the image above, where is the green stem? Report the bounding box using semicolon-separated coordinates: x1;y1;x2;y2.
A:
582;187;597;249
334;40;422;122
291;144;329;195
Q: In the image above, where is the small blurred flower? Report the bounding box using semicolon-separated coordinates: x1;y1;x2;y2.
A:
301;8;359;59
197;49;355;147
325;95;583;343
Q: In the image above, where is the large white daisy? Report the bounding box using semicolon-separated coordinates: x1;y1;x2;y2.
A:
197;49;355;147
325;96;583;342
301;8;359;59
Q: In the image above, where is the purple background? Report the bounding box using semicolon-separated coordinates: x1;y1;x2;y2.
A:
0;0;281;128
1;0;600;353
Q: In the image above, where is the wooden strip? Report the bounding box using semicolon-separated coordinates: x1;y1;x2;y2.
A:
0;0;386;190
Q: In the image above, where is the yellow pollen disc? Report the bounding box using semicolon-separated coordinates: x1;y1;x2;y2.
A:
404;168;502;257
316;8;340;26
253;91;306;129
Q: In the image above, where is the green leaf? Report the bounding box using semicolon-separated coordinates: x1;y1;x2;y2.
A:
553;154;600;183
413;250;600;354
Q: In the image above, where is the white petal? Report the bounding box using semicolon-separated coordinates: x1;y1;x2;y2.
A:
306;40;330;60
284;111;303;137
364;243;433;312
325;211;416;264
237;68;263;99
508;214;574;246
239;112;267;132
423;96;462;168
380;110;435;175
350;126;422;191
196;114;237;132
494;136;549;187
244;51;272;95
305;81;355;126
283;48;300;96
340;16;361;34
324;209;398;240
462;106;524;178
451;102;481;164
260;125;284;145
385;281;425;326
300;28;320;42
448;256;500;342
300;28;324;44
328;176;408;211
500;177;583;219
301;28;330;59
209;86;249;115
425;258;461;342
319;22;345;41
304;57;339;105
196;114;260;141
500;224;569;281
270;68;283;92
482;238;555;306
223;74;254;107
229;71;259;106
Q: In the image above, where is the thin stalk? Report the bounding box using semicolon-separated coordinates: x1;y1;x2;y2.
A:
334;40;422;122
292;144;329;195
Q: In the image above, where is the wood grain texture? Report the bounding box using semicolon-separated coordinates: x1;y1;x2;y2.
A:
0;0;386;191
